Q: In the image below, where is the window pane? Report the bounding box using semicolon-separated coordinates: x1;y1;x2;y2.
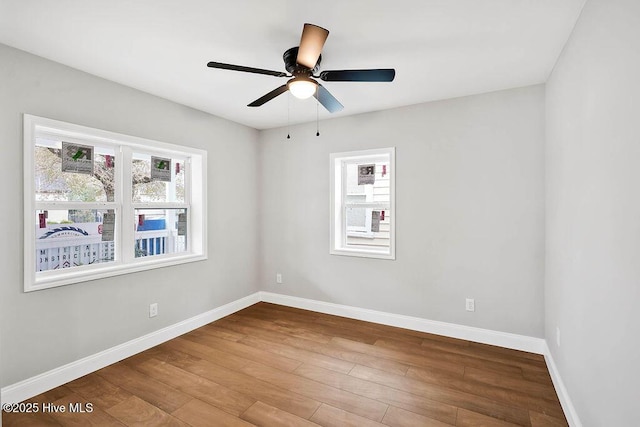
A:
35;138;116;202
134;208;187;258
346;207;368;229
346;164;366;195
132;153;185;203
346;209;391;248
35;209;116;272
345;161;390;204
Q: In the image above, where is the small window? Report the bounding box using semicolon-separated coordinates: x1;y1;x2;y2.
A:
24;115;207;291
330;147;395;259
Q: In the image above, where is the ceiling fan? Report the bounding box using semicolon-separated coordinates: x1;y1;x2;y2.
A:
207;23;396;113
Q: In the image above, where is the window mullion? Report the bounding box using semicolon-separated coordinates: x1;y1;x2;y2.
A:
120;146;134;262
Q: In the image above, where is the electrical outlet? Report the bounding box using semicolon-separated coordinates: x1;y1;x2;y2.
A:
149;303;158;318
556;327;561;347
465;298;475;312
276;273;282;284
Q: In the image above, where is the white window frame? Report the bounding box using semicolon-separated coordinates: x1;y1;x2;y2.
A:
24;114;207;292
330;147;395;260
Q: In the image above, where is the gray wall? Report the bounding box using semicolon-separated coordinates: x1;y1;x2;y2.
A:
259;85;545;337
545;0;640;424
0;43;260;387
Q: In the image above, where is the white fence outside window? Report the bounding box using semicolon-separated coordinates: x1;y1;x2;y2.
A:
35;223;179;272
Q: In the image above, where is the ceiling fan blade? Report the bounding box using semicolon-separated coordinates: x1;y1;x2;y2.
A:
297;23;329;69
207;61;287;78
247;85;289;107
319;69;396;82
314;84;344;113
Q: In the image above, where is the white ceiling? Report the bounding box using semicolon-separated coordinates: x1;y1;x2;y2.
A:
0;0;585;130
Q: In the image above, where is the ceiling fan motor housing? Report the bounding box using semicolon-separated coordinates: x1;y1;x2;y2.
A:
284;47;321;76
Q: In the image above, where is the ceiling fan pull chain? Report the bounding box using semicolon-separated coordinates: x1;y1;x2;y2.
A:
287;92;291;139
316;93;320;137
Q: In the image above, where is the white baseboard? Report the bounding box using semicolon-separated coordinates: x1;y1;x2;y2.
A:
543;343;582;427
1;292;261;404
4;289;577;425
259;292;546;354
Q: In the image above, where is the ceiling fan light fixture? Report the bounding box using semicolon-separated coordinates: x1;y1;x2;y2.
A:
287;77;317;99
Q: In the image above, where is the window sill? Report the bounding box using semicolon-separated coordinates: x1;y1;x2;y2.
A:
330;247;395;260
28;253;207;292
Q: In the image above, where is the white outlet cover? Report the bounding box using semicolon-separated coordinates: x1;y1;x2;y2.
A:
465;298;475;312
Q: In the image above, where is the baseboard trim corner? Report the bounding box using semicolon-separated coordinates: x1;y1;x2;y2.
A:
1;292;261;404
543;343;583;427
259;291;546;354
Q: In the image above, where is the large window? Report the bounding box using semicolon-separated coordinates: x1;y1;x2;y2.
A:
330;147;395;259
24;115;207;291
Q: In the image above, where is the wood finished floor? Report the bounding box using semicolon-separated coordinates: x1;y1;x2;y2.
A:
3;302;567;426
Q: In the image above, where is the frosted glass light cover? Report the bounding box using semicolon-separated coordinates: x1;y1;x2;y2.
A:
288;79;317;99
